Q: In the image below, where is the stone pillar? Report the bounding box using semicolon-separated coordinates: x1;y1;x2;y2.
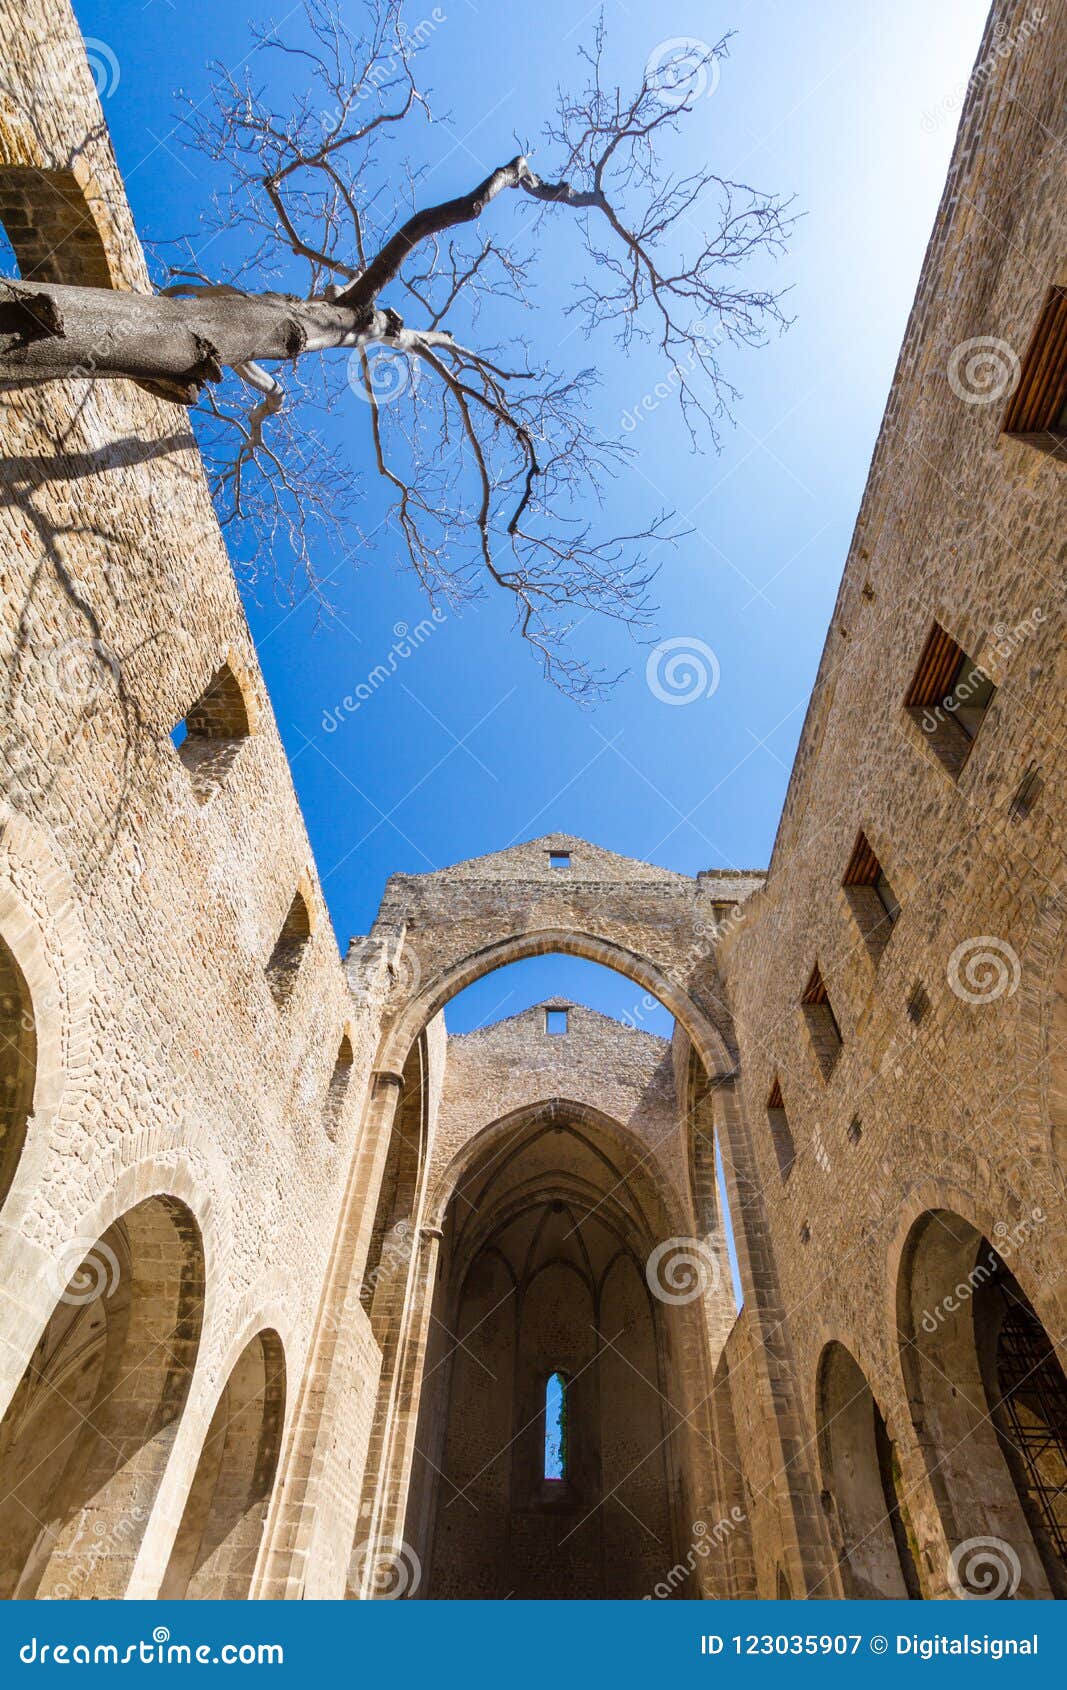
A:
350;1225;442;1598
255;1069;403;1598
712;1077;836;1597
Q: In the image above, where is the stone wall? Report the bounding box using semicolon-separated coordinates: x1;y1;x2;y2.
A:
0;0;394;1599
719;0;1067;1600
0;0;1063;1606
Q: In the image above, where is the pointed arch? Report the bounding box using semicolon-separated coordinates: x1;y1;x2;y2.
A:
376;927;735;1081
161;1329;286;1599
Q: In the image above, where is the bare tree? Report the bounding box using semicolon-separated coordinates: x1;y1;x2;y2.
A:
0;1;794;693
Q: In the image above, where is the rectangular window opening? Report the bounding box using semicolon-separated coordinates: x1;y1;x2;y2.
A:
904;622;996;778
1002;285;1067;452
545;1008;568;1035
801;964;843;1082
842;831;900;965
766;1077;795;1181
548;851;571;870
0;166;115;287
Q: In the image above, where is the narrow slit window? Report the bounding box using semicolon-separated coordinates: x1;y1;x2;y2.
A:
544;1371;567;1480
801;963;843;1082
842;831;900;964
323;1033;354;1141
545;1008;568;1035
766;1077;795;1181
266;889;312;1005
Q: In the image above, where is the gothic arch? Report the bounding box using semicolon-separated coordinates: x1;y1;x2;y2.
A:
815;1339;921;1599
160;1328;286;1599
425;1097;688;1242
404;1096;715;1599
892;1193;1067;1599
0;1192;205;1598
376;927;735;1081
0;810;91;1218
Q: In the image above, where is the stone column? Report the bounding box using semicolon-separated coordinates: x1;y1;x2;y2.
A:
255;1069;404;1598
350;1224;442;1598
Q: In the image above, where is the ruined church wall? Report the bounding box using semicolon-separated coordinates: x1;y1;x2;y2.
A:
719;0;1067;1599
0;0;391;1598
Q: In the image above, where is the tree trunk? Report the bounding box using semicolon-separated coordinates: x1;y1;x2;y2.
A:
0;283;364;400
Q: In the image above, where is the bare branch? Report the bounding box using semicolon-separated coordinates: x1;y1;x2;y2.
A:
0;0;796;695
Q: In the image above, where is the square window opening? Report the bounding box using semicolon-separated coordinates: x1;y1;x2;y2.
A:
904;623;995;778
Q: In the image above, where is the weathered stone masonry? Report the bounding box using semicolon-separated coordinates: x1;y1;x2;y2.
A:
0;0;1063;1601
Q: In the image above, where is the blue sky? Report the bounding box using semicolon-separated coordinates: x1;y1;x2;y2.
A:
74;0;989;1034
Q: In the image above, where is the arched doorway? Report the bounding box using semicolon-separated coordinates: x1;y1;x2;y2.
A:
897;1209;1067;1598
335;924;821;1598
816;1341;921;1598
160;1329;286;1598
0;1195;204;1598
0;932;35;1210
405;1105;694;1599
